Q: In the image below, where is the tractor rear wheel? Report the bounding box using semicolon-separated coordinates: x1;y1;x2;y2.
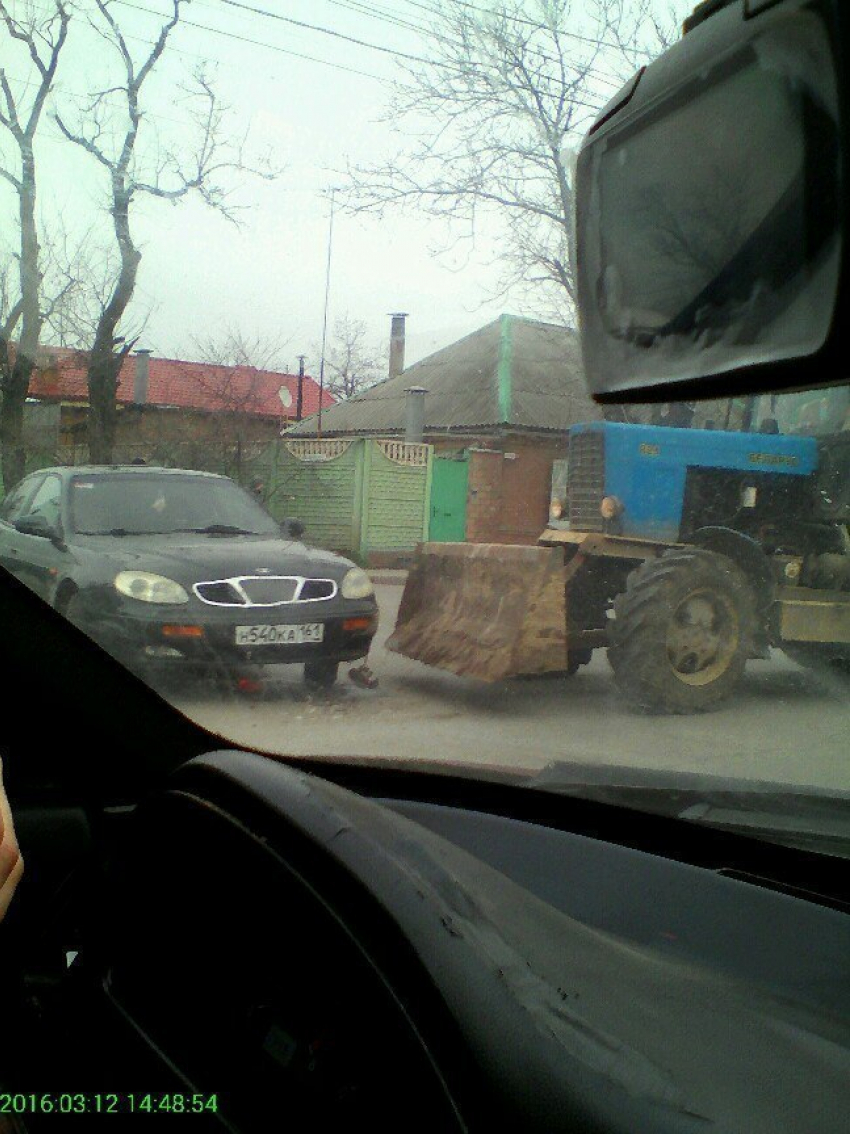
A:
608;549;756;713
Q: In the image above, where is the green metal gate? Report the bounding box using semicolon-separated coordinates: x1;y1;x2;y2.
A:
249;438;433;558
429;455;469;542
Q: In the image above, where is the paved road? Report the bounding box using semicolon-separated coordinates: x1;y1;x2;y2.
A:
171;583;849;789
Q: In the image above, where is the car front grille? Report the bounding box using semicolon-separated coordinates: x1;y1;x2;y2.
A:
193;575;338;607
567;431;606;532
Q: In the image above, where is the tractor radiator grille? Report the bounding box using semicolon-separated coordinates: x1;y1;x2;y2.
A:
568;431;605;532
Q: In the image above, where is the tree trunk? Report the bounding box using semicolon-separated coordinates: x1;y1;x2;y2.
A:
0;355;31;490
2;145;41;490
86;186;140;464
87;340;124;464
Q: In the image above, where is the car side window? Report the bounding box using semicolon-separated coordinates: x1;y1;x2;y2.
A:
0;477;41;524
25;475;62;530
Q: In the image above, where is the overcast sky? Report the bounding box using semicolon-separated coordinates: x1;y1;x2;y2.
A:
1;0;688;375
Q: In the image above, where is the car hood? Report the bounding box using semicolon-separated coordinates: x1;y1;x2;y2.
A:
72;532;356;582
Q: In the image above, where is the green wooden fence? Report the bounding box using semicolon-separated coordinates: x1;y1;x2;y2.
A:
250;437;433;559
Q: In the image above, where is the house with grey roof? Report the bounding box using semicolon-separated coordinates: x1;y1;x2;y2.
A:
290;313;598;439
290;314;603;545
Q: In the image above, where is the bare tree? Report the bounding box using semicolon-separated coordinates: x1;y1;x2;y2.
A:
54;0;275;464
191;327;291;374
321;315;384;400
37;223;150;351
0;0;70;489
184;328;293;482
343;1;681;323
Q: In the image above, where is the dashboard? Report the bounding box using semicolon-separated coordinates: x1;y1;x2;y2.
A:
1;565;849;1133
79;751;850;1132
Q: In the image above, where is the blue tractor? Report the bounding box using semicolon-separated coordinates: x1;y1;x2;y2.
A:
390;389;850;712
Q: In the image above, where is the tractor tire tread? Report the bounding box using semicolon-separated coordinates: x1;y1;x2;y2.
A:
609;548;756;714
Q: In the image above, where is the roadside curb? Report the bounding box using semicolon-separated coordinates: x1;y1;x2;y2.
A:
370;571;409;586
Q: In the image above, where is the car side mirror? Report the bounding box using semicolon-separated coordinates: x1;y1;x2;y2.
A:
281;518;305;539
14;514;57;540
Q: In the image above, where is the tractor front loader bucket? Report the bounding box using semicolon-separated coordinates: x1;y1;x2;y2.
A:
387;542;569;681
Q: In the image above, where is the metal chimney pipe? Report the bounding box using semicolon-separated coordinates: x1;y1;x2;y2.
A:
296;354;305;421
405;386;427;443
133;349;151;404
389;312;408;379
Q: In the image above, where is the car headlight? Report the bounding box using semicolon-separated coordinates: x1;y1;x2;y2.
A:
340;567;374;600
114;571;190;604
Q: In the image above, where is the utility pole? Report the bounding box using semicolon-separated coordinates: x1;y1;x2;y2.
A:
296;355;306;422
317;187;336;439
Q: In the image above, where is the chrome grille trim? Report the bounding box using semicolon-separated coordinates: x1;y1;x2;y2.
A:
567;431;606;533
192;575;338;608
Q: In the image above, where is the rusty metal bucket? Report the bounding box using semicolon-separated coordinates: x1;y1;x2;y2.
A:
386;542;569;681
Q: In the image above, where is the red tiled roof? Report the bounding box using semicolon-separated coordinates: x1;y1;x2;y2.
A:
25;346;335;419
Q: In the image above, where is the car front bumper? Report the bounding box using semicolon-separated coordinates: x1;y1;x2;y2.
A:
76;590;379;671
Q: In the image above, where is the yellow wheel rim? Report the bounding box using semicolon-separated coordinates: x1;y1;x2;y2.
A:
666;587;740;687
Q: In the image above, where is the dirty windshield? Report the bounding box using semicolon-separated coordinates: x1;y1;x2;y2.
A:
1;1;847;843
69;472;281;536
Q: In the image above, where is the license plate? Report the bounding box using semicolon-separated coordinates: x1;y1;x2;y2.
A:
235;623;324;646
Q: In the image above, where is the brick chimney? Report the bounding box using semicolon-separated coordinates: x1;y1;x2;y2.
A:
389;312;407;379
133;349;151;404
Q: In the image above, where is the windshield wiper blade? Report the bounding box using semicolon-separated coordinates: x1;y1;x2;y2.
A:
76;527;140;537
176;524;259;536
79;528;185;537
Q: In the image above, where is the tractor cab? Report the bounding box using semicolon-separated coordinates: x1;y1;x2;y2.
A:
752;387;850;437
549;385;850;538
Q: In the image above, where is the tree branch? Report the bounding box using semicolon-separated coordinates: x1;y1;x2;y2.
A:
342;0;670;316
1;295;23;342
53;113;114;169
0;164;22;191
0;68;23;139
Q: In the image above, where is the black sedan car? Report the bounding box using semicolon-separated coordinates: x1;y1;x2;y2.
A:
0;465;378;687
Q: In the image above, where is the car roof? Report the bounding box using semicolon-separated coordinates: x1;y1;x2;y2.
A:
35;466;229;481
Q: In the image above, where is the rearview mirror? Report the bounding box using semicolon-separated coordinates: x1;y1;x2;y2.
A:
281;518;305;539
575;0;846;403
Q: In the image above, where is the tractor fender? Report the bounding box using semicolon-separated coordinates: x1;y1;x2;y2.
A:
687;527;774;614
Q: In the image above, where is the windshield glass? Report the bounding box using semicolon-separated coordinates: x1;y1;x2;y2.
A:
755;388;850;438
1;0;847;852
69;473;281;537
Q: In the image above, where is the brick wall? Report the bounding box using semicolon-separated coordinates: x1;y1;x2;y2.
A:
466;434;568;545
466;449;503;542
499;437;567;542
52;402;281;479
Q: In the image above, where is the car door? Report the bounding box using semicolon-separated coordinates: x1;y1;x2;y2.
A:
0;474;44;587
7;473;67;601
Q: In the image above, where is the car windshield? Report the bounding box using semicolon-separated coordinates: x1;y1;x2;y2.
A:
69;473;281;537
1;0;847;854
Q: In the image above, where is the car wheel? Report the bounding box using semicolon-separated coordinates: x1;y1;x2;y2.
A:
304;660;339;690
